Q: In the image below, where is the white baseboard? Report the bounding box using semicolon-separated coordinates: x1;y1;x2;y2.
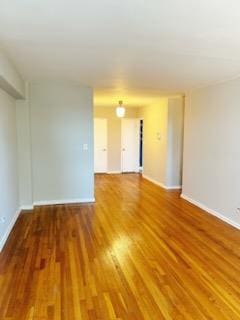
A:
20;205;34;210
142;174;182;190
0;208;21;252
107;171;122;174
33;198;95;207
181;193;240;230
0;197;95;251
142;174;165;188
165;185;182;190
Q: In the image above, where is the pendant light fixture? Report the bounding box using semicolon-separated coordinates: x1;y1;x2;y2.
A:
116;100;126;118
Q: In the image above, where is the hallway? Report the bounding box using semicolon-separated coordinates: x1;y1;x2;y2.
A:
0;174;240;319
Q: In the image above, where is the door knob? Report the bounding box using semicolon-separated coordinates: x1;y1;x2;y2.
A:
102;148;107;151
122;148;125;151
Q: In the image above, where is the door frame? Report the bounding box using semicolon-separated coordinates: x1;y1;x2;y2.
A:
94;117;108;173
139;118;144;172
121;118;141;173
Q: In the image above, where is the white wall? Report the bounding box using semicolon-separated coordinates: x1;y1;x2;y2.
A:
0;48;95;249
30;83;94;203
0;89;19;250
139;97;184;188
16;83;33;208
0;47;25;251
0;50;25;99
166;98;184;187
182;79;240;228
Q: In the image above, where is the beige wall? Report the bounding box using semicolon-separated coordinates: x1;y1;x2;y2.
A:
182;79;240;228
139;99;169;185
139;97;184;188
94;106;139;172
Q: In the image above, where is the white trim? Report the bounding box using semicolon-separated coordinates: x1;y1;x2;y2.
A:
0;197;96;252
142;174;165;188
165;185;182;190
33;198;95;207
0;208;21;252
142;174;182;190
181;194;240;230
20;205;34;210
107;171;122;174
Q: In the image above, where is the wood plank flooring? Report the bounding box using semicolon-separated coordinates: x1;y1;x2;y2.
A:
0;173;240;319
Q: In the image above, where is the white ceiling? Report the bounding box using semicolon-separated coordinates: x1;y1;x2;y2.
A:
1;0;240;105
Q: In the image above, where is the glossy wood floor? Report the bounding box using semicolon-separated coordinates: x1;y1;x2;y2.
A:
1;174;240;320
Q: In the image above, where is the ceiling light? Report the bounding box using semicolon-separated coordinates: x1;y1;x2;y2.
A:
116;100;125;118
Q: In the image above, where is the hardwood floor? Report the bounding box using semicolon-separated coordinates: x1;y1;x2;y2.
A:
0;174;240;319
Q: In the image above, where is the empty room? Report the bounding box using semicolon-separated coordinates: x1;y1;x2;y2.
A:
0;1;240;319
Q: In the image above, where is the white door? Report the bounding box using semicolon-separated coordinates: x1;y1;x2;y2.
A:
121;119;140;172
94;118;107;173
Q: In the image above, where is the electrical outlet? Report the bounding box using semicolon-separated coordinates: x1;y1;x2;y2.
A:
0;217;6;224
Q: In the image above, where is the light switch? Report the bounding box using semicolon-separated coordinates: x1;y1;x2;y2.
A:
83;144;88;150
157;132;161;140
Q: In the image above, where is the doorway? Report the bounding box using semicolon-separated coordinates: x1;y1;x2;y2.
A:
121;118;142;173
139;119;143;172
94;118;108;173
